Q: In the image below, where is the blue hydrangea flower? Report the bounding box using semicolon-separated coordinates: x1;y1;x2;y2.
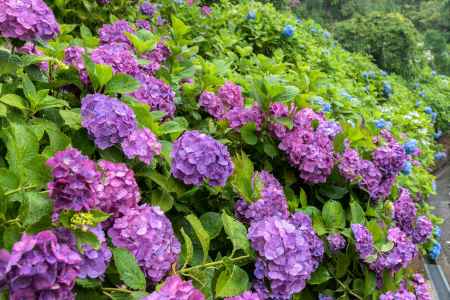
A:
403;139;417;155
415;100;421;107
434;130;442;140
247;11;256;20
435;152;447;161
401;161;412;175
282;25;295;38
429;242;441;261
424;106;433;114
419;91;426;98
322;103;332;112
383;82;393;98
434;226;441;239
375;119;386;129
380;70;388;76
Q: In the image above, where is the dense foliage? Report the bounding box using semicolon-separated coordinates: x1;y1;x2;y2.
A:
0;0;447;300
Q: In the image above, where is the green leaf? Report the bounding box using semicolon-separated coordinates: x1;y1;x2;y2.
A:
380;241;394;253
319;185;348;199
35;96;68;112
90;209;111;224
76;279;101;289
0;94;27;110
299;188;308;208
151;190;174;212
312;214;328;236
231;152;254;203
0;103;7;116
160;117;188;136
180;228;194;268
322;200;346;229
2;224;22;250
171;15;190;39
364;269;377;297
308;265;331;285
186;214;210;264
367;220;384;243
112;248;146;290
105;74;140;95
215;265;249;297
335;253;351;279
221;212;251;254
263;143;278;158
21;74;37;106
350;200;366;225
95;64;113;87
278;85;300;102
74;230;100;251
60;109;82;130
19;192;52;227
200;212;223;239
240;122;258;145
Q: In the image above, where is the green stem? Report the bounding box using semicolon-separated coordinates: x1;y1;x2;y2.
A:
178;255;252;273
4;185;37;196
102;287;133;294
336;278;363;300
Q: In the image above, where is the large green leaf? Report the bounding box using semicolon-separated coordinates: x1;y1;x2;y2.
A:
322;200;346;229
18;192;52;227
112;248;146;290
105;74;140;95
215;265;249;297
186;214;211;264
221;212;251;254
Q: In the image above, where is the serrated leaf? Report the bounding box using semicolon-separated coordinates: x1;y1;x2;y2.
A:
215;265;249;297
19;192;52;227
112;248;146;290
335;253;350;279
95;64;113;87
180;228;193;268
60;109;82;130
231;152;254;203
240;122;257;145
186;214;210;264
221;212;250;254
350;200;366;224
308;265;331;285
322;200;346;229
171;15;190;39
364;269;377;297
0;94;27;110
75;230;100;251
105;74;140;95
200;212;223;239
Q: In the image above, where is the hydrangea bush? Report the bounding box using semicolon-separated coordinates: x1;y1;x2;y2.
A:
0;0;446;299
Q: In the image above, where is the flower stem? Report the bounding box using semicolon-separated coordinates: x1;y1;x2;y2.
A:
102;287;133;294
178;255;252;273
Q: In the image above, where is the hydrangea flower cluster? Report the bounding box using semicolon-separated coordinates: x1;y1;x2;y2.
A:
277;107;336;183
235;171;289;224
327;233;346;252
225;291;261;300
171;131;234;186
131;73;176;118
47;148;101;217
249;213;323;299
98;20;134;45
121;128;162;165
351;224;375;260
0;0;60;41
338;144;363;181
394;189;417;235
143;275;204;300
412;216;433;244
96;160;141;218
412;273;432;300
91;43;139;75
81;93;137;149
141;42;171;74
64;46;89;84
199;82;263;129
108;204;181;283
1;231;81;299
140;2;156;17
380;287;416;300
54;226;111;279
17;42;48;71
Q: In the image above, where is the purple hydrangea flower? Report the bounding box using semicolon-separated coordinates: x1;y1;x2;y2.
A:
351;224;375;260
0;0;60;41
225;291;261;300
64;46;89;84
201;5;212;16
338;145;362;181
217;82;244;110
394;189;417;235
17;42;48;71
235;171;289;224
91;43;139;76
140;2;156;17
0;249;10;289
327;233;346;252
130;73;176;118
268;102;294;139
357;159;383;199
121;128;161;165
171;131;234;186
372;132;407;177
319;295;334;300
142;275;204;300
2;231;81;299
81;94;137;149
413;216;432;244
136;19;151;30
47;148;101;217
412;273;432;300
140;42;171;74
108;204;181;283
98;20;134;45
96;160;141;218
249;214;323;299
97;0;111;5
54;226;111;279
199;91;226;119
224;104;264;130
380;287;416;300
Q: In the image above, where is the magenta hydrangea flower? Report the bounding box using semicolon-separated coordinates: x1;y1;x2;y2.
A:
235;171;289;224
108;204;181;283
412;273;432;300
357;159;383;199
225;291;261;300
199;91;226;119
98;20;134;45
47;148;101;217
121;128;161;165
224;104;264;130
217;82;244;110
338;145;362;181
412;216;432;244
0;0;60;41
91;43;139;76
327;233;346;252
372;135;406;177
142;275;204;300
171;131;234;186
2;231;81;300
54;226;111;279
394;189;417;235
97;0;111;5
201;5;212;16
81;94;137;149
351;224;375;260
249;214;323;299
17;42;48;71
380;286;416;300
140;42;171;74
130;73;176;118
96;160;140;218
268;102;291;139
136;19;151;30
140;2;156;17
0;249;10;289
64;46;89;84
